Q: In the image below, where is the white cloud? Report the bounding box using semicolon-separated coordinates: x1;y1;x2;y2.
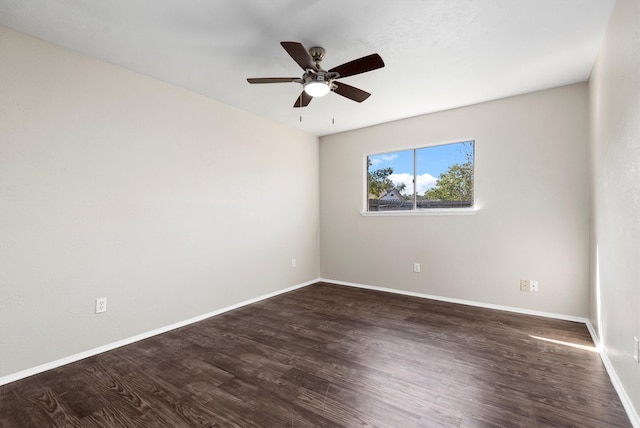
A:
390;173;437;195
389;173;413;194
416;173;438;194
369;153;398;167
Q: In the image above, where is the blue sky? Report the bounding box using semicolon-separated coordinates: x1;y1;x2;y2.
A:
368;141;473;195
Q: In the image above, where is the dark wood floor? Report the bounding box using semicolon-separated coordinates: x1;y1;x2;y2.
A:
0;282;631;427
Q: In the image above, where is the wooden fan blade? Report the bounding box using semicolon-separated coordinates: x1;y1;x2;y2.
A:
293;91;313;108
247;77;298;84
281;41;317;71
332;81;371;103
328;53;384;78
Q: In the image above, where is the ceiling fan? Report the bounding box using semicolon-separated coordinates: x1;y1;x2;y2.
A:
247;41;385;108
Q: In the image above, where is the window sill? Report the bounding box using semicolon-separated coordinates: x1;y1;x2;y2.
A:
360;207;478;217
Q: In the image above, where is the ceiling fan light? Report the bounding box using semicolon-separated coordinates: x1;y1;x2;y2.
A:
304;81;330;97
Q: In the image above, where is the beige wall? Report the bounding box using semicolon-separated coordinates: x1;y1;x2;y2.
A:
320;84;590;317
0;26;320;377
589;0;640;416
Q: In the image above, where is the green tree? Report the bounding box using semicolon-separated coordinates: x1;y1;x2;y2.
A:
367;159;394;197
424;160;473;201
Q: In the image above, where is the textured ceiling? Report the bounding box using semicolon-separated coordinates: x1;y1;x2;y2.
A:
0;0;615;136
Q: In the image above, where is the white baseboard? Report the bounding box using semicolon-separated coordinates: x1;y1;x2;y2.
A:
320;278;589;323
0;279;316;387
4;277;638;428
585;321;640;428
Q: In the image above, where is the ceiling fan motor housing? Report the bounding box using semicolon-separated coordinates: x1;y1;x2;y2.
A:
305;71;327;84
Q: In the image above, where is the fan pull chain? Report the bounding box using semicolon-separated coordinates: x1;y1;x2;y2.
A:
298;90;304;122
331;88;335;125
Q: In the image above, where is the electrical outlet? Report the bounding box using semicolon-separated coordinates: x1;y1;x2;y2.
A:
96;297;107;314
520;280;530;292
530;280;539;292
291;258;297;268
413;263;421;273
634;337;639;363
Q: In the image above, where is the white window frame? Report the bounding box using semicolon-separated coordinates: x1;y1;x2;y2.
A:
361;139;478;216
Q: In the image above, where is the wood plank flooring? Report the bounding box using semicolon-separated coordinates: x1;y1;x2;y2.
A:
0;282;631;427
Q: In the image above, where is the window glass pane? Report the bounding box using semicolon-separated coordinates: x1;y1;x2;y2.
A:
367;149;414;211
417;141;474;208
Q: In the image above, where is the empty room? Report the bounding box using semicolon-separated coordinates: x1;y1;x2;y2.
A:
1;0;638;427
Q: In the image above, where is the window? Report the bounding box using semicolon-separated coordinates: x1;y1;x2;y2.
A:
366;140;474;212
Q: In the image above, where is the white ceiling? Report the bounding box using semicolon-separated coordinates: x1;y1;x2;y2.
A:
0;0;615;136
